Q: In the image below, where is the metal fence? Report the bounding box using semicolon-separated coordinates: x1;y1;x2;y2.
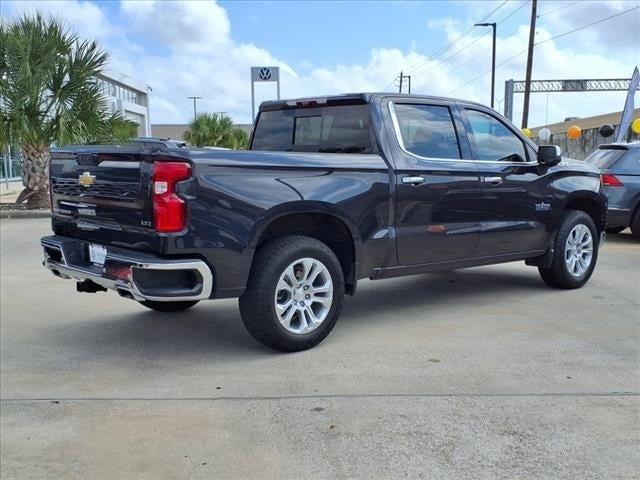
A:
1;146;22;187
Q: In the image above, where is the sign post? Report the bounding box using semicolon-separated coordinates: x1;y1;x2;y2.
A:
251;66;280;123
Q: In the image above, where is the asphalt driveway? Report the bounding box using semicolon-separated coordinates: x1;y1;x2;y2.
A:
1;218;638;479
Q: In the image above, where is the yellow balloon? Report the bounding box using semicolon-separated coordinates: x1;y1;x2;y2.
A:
521;128;532;138
632;118;640;135
567;125;581;139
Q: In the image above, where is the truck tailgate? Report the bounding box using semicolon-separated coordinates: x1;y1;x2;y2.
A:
50;147;154;231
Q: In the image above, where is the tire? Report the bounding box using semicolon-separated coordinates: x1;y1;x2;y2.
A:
139;300;199;312
631;208;640;239
239;235;345;352
606;226;625;234
538;210;599;289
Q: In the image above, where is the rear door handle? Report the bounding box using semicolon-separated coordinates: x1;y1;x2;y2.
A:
483;176;503;185
402;176;425;186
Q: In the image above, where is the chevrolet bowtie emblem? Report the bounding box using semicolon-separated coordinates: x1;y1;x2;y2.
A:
78;171;96;187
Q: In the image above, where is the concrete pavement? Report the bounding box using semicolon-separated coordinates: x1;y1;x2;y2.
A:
1;218;639;479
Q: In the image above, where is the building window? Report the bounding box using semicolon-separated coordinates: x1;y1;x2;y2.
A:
97;77;145;106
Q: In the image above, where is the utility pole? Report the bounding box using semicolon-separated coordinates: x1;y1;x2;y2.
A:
187;96;203;121
398;72;412;93
474;22;496;108
521;0;537;128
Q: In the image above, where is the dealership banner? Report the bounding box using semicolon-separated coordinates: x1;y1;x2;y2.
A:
615;66;639;143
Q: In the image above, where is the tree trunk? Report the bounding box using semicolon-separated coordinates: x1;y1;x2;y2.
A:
16;144;50;209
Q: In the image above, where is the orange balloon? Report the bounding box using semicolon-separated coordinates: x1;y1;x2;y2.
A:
567;125;581;139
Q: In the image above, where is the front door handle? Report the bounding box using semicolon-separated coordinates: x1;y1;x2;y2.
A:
483;176;503;185
402;176;425;186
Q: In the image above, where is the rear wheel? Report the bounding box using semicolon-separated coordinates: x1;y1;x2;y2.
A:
139;300;199;312
538;210;599;289
239;235;344;352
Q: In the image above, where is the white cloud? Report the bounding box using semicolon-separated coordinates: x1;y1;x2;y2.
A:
120;0;231;53
2;0;638;128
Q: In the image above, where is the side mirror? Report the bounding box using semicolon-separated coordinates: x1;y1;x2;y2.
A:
537;145;561;165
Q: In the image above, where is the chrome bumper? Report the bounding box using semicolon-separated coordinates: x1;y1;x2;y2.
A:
41;236;213;302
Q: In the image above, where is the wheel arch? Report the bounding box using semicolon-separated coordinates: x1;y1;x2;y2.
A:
249;202;361;294
563;193;607;233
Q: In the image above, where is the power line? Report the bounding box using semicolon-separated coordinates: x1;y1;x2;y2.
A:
539;4;638;44
403;0;510;75
384;0;521;91
496;0;530;25
537;0;580;18
412;19;526;91
382;77;396;92
447;4;639;95
409;0;528;80
410;34;489;78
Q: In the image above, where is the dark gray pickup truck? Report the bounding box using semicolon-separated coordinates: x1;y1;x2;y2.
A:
41;93;606;351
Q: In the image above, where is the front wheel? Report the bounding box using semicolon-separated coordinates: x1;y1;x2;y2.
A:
239;235;345;352
538;210;599;289
139;300;199;312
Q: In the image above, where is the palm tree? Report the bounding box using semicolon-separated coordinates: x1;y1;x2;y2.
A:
230;127;249;150
183;113;247;149
0;14;137;208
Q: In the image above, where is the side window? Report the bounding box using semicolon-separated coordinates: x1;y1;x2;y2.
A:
465;109;527;162
616;152;640;173
393;104;460;159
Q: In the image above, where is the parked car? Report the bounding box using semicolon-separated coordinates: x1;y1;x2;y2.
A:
584;142;640;238
41;93;607;351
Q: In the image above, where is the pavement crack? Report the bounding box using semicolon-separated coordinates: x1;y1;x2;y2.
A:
1;392;639;403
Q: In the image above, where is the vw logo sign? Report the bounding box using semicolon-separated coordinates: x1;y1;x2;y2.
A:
258;67;272;81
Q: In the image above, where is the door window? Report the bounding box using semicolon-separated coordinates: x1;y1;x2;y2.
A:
465;109;527;162
393;104;461;159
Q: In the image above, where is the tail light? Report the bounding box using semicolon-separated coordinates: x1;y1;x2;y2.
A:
152;161;191;232
601;173;623;187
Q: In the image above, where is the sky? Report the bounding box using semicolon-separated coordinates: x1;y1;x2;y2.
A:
2;0;639;127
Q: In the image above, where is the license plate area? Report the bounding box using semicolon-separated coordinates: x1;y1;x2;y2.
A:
88;244;107;266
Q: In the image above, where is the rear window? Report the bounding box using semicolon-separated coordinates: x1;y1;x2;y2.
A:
584;148;625;169
251;104;375;153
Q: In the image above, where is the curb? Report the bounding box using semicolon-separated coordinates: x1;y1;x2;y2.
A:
0;209;50;219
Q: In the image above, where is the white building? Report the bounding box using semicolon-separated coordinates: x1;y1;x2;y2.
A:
98;70;151;137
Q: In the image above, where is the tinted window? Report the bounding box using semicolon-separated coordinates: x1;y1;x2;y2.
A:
465;109;527;162
394;104;460;159
294;116;322;145
252;104;374;153
617;151;640;173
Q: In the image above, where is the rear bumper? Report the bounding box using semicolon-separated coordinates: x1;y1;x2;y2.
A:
41;235;213;302
607;207;632;228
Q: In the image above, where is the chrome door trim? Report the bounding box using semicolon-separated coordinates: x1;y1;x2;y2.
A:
388;101;539;166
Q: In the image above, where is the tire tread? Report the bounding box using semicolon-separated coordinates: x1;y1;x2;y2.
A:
239;235;344;351
538;210;599;289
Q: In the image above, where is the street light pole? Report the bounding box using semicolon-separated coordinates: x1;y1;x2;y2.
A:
474;22;497;109
187;96;203;121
